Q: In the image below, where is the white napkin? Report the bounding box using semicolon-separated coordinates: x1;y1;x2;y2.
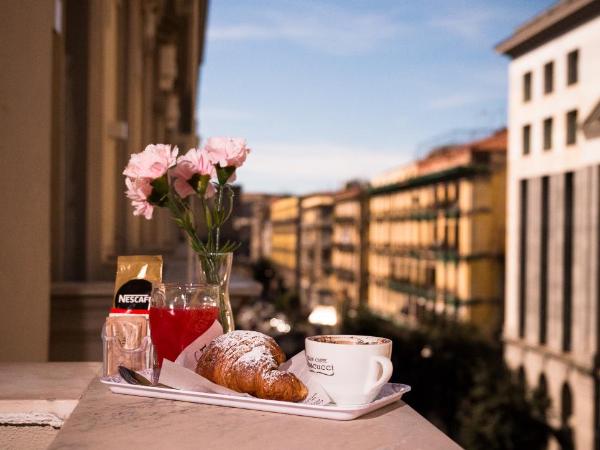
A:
157;325;331;405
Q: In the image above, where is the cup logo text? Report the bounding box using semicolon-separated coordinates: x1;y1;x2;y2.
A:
307;355;335;376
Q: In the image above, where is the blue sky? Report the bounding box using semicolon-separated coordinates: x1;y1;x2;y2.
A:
197;0;554;194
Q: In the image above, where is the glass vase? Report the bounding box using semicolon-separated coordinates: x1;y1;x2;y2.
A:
197;252;235;333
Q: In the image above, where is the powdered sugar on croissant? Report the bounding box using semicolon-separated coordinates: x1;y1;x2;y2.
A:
196;330;308;402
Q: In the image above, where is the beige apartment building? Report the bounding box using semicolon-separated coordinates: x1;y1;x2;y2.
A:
0;0;208;361
368;130;507;335
270;196;301;291
299;194;335;309
230;192;268;263
331;183;369;310
243;194;276;263
497;1;600;448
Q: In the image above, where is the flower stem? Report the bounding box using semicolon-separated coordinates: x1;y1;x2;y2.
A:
215;185;224;252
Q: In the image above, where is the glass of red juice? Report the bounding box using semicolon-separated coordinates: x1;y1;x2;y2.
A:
149;283;220;368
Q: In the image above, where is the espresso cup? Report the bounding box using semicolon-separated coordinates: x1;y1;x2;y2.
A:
305;335;393;406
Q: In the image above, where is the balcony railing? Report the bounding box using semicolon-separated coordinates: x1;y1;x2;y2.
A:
332;242;356;252
333;216;358;224
335;267;356;282
369;244;459;262
369;164;490;197
370;205;460;222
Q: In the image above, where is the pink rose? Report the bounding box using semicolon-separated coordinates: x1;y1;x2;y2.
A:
125;177;154;220
123;144;178;179
204;137;250;169
171;148;216;198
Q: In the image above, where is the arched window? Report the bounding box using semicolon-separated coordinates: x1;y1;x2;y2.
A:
532;373;551;418
561;382;573;426
559;382;575;450
517;366;526;392
539;373;548;395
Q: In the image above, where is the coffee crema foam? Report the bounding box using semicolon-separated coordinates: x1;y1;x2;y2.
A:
309;336;389;345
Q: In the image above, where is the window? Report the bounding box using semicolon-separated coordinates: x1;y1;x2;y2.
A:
544;61;554;94
473;152;491;164
523;124;531;155
523;72;532;102
566;110;577;145
567;50;578;85
561;383;573;426
543;118;553;150
425;267;435;286
453;218;459;251
539;176;549;345
518;179;528;339
563;172;573;352
516;366;526;392
538;373;548;397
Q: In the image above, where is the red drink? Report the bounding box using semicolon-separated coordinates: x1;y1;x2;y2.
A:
149;306;219;367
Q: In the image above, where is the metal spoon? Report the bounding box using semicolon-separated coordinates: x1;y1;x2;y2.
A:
118;366;172;389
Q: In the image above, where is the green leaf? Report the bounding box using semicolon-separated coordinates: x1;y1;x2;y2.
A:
148;190;168;207
187;173;212;197
204;203;212;228
216;165;236;185
187;173;202;191
211;206;221;227
198;174;211;194
151;175;169;196
219;240;240;254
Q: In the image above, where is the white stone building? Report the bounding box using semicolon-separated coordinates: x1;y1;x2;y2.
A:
497;1;600;448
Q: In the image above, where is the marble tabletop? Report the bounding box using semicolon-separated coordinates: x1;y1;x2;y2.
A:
0;362;101;425
0;362;101;450
49;378;462;450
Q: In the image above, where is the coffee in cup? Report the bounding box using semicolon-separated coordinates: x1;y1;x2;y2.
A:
305;335;393;406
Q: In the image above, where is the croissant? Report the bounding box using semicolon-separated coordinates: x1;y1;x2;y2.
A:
196;330;308;402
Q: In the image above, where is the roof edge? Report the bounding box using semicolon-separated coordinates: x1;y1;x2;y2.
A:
496;0;599;58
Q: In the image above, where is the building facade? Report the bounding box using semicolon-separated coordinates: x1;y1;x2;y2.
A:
246;194;277;263
52;0;208;282
331;183;369;311
0;0;208;361
270;196;301;291
299;194;335;310
368;130;507;335
497;1;600;448
230;193;279;265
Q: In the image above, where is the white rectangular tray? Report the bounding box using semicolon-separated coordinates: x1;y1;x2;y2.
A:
100;379;410;421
